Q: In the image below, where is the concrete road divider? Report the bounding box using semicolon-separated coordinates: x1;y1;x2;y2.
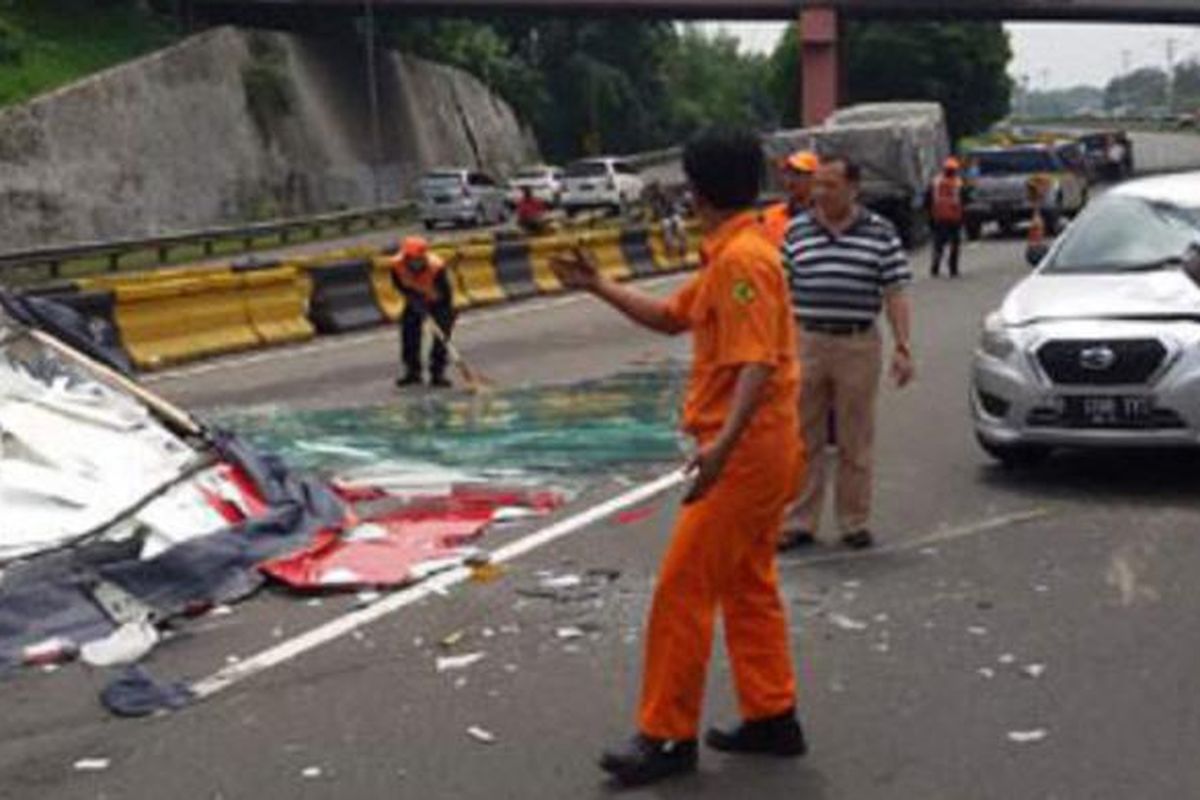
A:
493;240;538;300
370;256;405;322
306;260;386;334
241;267;314;345
453;243;505;306
619;226;658;278
114;274;258;369
527;237;566;294
575;229;632;282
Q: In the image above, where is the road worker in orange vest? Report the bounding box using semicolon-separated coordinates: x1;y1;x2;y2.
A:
926;157;967;278
1025;174;1053;254
761;150;819;249
390;236;461;388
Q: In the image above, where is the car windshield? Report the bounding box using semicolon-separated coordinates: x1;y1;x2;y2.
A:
564;161;608;178
420;174;463;192
971;150;1057;176
1044;194;1200;273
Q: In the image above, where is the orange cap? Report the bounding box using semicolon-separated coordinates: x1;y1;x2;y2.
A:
784;150;819;174
400;236;430;261
944;157;961;172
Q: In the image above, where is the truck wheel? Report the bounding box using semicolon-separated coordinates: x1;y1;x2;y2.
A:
966;220;983;241
998;219;1016;238
423;220;435;231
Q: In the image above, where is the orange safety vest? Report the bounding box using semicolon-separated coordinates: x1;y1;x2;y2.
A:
931;175;964;225
392;254;446;303
1027;212;1046;247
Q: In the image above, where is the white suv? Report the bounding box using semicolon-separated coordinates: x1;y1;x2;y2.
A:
418;169;509;230
507;165;564;206
560;157;644;216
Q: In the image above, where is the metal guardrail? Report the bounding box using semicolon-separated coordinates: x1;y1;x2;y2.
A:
0;202;417;283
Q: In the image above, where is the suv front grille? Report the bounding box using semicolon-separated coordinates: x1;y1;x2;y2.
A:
1036;339;1167;386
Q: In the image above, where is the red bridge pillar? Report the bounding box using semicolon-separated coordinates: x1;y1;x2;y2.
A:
800;7;840;127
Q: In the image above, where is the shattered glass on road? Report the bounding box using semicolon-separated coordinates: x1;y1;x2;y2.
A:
214;366;688;484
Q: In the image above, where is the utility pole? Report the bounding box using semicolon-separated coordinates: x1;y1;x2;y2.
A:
364;0;385;206
1166;37;1179;114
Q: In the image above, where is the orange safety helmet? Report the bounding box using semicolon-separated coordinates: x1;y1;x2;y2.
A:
944;157;961;173
783;150;820;174
401;236;430;260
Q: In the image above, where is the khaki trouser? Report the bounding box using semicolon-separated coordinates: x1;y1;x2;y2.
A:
786;327;882;535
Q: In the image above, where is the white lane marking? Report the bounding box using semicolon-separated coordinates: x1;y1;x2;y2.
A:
189;467;687;700
781;508;1052;569
144;274;686;384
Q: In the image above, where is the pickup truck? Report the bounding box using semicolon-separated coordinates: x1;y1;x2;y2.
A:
962;144;1089;240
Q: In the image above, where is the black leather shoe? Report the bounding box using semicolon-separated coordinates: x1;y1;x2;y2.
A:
778;530;816;552
705;709;808;757
430;374;453;389
599;734;698;787
841;530;875;550
395;373;422;387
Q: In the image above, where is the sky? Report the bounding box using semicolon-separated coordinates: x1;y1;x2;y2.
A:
705;21;1200;91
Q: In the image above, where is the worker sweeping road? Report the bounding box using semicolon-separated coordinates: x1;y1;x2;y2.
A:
552;127;807;788
761;150;819;248
390;236;462;389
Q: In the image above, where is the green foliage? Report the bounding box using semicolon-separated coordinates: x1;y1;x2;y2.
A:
1104;67;1168;112
0;0;177;108
842;21;1012;140
1013;85;1105;119
385;19;778;162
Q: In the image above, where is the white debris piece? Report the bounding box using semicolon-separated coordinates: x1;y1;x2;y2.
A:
828;613;868;632
467;726;497;744
978;667;996;680
1007;729;1049;744
355;590;382;607
1021;664;1047;679
998;653;1016;665
967;626;988;637
73;758;111;772
555;626;586;640
80;621;160;667
208;605;234;617
301;766;323;779
540;574;583;590
436;652;486;672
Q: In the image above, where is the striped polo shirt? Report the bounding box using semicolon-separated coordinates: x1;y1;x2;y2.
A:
783;209;911;325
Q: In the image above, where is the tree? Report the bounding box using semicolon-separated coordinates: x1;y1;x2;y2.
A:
769;21;1012;139
1104;67;1167;112
662;26;777;140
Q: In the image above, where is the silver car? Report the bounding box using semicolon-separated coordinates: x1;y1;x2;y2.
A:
418;169;509;230
972;172;1200;466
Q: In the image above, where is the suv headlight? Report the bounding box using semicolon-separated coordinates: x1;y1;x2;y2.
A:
980;311;1015;359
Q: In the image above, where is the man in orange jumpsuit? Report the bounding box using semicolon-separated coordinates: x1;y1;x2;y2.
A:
761;150;819;248
390;236;460;388
552;127;806;788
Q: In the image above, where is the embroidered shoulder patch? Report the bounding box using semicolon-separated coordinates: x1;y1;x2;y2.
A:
731;279;756;305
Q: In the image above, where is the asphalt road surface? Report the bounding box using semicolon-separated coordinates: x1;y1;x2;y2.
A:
5;222;1200;800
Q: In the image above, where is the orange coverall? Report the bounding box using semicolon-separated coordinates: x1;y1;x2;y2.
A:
637;211;805;741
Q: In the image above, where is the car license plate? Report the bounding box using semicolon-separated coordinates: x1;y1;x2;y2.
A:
435;196;453;204
579;183;595;192
1059;395;1153;427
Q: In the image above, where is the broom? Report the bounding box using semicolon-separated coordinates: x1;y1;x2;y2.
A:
423;318;492;393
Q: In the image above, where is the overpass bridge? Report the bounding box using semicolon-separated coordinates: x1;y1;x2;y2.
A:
188;0;1200;126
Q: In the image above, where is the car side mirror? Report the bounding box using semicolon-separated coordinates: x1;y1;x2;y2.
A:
1025;242;1049;267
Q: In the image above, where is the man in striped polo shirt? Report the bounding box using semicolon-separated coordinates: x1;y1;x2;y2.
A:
779;155;915;551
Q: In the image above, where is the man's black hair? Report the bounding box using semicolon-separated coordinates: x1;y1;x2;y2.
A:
682;127;764;211
821;154;862;183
